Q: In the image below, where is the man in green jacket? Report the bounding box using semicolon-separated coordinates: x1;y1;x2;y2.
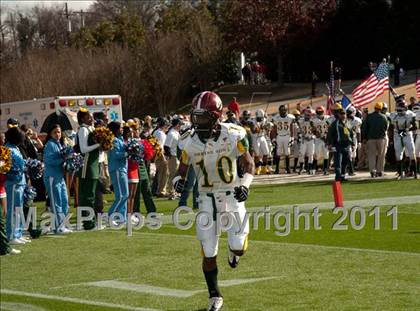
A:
327;108;353;181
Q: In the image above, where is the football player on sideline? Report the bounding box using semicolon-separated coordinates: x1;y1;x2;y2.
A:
345;107;362;175
413;103;420;174
251;109;270;174
389;101;417;179
298;108;316;175
271;105;295;174
173;91;255;311
312;106;330;175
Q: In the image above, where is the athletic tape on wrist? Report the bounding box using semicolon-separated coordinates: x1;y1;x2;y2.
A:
172;175;183;186
241;173;253;189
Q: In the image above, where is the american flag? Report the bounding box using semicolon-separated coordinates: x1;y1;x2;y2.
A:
352;62;389;108
416;78;420;98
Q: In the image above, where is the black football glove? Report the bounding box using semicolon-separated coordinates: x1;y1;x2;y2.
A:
234;185;249;202
173;177;186;193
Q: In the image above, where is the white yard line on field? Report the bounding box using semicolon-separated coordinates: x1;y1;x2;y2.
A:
0;289;161;311
128;232;420;257
60;277;280;298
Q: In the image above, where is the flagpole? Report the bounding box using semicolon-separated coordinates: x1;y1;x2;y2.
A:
387;55;391;112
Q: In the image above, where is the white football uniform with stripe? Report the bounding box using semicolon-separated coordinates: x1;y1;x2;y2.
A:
415;110;420;157
272;114;295;156
345;116;362;159
250;118;270;157
312;116;331;160
180;123;249;257
298;118;315;163
390;111;416;160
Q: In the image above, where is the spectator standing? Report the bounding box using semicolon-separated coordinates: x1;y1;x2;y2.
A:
361;102;389;178
327;108;353;181
242;63;251;85
311;72;318;97
164;118;182;200
153;118;169;197
225;98;241;125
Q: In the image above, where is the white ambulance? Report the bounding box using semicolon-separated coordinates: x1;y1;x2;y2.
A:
0;95;123;133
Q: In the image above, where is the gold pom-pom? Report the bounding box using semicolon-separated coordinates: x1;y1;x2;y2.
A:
146;136;162;159
93;127;115;151
0;146;12;174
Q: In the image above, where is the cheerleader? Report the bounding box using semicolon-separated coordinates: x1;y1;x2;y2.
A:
4;127;27;245
43;124;71;234
1;133;21;255
107;122;129;224
124;121;140;225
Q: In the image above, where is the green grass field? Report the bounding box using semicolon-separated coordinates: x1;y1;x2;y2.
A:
1;179;420;311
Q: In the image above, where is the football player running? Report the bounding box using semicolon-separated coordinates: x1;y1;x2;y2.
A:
389;101;417;179
298;108;316;175
312;106;331;175
173;91;255;311
271;105;295;174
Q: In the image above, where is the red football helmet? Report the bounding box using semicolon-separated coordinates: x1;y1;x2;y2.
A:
191;91;223;140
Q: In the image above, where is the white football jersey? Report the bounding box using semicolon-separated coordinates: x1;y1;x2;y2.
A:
298;118;315;139
415;110;420;135
389;111;415;134
346;116;362;133
250;118;267;136
272;114;295;136
181;123;248;193
312;116;331;138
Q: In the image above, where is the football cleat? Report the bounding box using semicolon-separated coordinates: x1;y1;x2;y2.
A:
228;248;240;269
207;296;223;311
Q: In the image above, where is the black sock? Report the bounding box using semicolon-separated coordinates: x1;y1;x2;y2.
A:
397;161;402;175
304;157;308;171
204;267;221;298
285;156;290;172
323;159;328;171
274;156;280;172
410;160;417;175
313;159;318;171
293;158;298;171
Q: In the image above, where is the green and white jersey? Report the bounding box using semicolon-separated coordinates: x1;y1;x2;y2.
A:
181;123;248;193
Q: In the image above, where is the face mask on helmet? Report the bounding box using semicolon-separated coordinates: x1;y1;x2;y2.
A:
191;109;218;141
